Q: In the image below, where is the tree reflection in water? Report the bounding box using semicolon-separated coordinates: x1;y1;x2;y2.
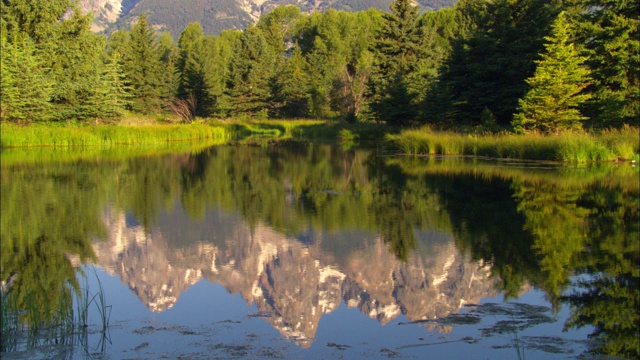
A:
1;145;637;357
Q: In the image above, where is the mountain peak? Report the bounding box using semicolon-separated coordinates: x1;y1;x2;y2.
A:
77;0;457;37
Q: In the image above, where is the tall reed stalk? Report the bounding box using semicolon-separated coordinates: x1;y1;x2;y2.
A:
1;266;112;355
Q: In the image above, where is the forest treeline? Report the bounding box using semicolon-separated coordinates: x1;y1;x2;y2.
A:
1;0;637;133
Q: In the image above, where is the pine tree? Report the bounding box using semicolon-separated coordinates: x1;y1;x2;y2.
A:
122;14;165;114
158;31;179;103
0;33;53;122
47;10;106;121
1;0;69;43
512;12;591;134
177;22;209;116
367;0;422;125
434;0;562;127
224;26;274;117
274;45;311;118
577;0;639;127
99;51;133;119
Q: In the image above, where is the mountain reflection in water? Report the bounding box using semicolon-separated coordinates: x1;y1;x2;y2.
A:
1;144;638;358
94;205;497;348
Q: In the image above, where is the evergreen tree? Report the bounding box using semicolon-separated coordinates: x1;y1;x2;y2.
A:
177;22;208;116
513;12;591;134
158;31;179;102
367;0;422;125
1;0;69;43
224;26;274;117
274;45;311;118
577;0;639;127
47;10;106;121
99;51;133;119
0;33;53;122
433;0;562;127
122;14;165;114
177;22;204;96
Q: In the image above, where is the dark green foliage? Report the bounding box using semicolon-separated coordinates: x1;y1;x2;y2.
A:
577;0;639;127
367;0;423;124
158;31;180;102
121;14;166;114
273;46;312;118
1;1;634;127
224;26;275;117
98;51;133;119
1;1;118;122
177;22;209;115
431;0;563;127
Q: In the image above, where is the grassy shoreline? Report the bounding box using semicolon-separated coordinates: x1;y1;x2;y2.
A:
388;126;639;163
0;123;231;147
0;120;388;148
2;121;638;163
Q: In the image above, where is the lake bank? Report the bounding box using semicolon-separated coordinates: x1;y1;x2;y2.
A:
388;126;639;163
2;121;638;163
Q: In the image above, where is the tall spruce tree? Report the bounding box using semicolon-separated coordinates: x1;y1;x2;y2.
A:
99;51;132;119
122;14;165;114
224;26;274;117
433;0;562;127
0;33;53;122
367;0;422;125
577;0;639;127
48;10;106;121
177;22;216;116
512;12;591;134
273;45;311;118
158;31;179;103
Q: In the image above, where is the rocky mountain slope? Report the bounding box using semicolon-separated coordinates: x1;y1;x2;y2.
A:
77;0;457;37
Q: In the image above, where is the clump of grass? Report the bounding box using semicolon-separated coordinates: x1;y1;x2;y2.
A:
338;128;359;142
1;266;111;354
389;127;639;163
0;123;230;147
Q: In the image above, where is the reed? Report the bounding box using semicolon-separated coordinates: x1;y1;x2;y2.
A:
0;266;111;354
388;126;639;163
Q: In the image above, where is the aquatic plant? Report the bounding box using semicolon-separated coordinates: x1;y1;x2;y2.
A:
1;266;111;355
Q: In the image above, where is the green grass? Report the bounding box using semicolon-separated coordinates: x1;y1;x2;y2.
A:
388;126;639;163
0;122;231;148
0;119;391;148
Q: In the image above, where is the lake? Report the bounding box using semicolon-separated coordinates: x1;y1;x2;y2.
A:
1;143;638;359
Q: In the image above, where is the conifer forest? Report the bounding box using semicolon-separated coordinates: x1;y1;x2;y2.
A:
1;0;638;133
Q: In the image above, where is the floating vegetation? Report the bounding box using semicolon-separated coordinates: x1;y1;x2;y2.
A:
327;342;352;350
464;303;557;337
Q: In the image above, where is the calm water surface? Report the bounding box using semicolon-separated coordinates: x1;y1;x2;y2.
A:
1;143;638;359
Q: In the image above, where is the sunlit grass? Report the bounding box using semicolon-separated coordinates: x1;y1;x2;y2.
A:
0;123;230;148
0;119;390;148
388;126;639;163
